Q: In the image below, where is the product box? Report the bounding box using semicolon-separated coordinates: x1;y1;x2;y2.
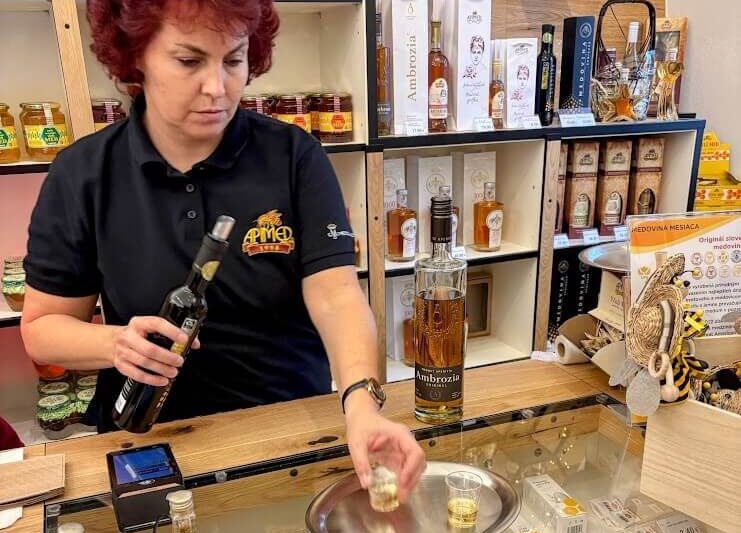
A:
559;16;595;111
385;0;429;135
453;151;496;246
384;158;407;253
504;38;537;128
506;511;538;533
523;474;588;533
565;141;599;239
628;172;662;216
631;137;665;172
649;17;688;117
695;131;740;211
406;155;453;253
555;143;568;233
384;276;415;361
548;248;578;343
441;0;492;131
596;140;632;236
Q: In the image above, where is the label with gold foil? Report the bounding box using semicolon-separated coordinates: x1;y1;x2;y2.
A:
319;112;353;133
169;317;199;355
274;113;311;133
24;124;69;149
199;261;220;281
0;126;18;150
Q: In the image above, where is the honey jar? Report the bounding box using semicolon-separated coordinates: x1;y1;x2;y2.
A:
0;103;21;164
20;102;70;162
239;94;272;116
273;95;311;134
319;93;353;143
92;98;126;131
308;93;322;138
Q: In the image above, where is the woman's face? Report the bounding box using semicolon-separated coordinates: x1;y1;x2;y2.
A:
137;19;249;141
471;43;484;66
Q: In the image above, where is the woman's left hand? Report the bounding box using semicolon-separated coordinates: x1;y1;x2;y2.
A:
345;393;426;503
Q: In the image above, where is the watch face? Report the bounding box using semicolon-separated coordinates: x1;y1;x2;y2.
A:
369;378;386;403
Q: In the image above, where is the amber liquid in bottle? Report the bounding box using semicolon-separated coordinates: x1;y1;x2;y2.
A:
376;10;392;136
414;194;466;424
428;20;450;133
488;60;505;129
402;317;414;367
473;182;504;251
387;189;417;262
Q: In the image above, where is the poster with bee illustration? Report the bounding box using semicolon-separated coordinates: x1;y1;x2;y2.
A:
628;211;741;336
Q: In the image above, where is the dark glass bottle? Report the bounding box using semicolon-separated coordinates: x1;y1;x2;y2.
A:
112;216;235;433
535;24;557;126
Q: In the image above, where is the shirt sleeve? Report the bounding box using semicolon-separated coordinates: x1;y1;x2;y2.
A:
24;157;101;297
295;141;357;277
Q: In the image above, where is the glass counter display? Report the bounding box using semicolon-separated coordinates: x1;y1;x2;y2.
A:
43;394;715;533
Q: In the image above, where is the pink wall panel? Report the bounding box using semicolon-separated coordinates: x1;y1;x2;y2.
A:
0;172;45;257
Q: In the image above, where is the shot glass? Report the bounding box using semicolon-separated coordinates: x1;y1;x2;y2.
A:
368;464;399;512
446;471;483;528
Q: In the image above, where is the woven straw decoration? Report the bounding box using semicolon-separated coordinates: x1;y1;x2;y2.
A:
627;284;684;368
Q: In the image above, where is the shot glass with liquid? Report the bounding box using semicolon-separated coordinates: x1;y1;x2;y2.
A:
368;464;399;512
446;471;482;528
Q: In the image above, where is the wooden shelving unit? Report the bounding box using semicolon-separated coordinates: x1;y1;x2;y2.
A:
0;0;704;399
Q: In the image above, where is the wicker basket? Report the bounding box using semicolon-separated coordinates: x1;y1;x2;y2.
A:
591;0;656;122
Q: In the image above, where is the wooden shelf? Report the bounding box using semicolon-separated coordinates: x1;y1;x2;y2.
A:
386;335;529;383
555;234;623;251
384;242;538;278
0;1;51;12
0;161;51;175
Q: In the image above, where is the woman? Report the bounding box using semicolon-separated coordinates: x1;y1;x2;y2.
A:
20;0;424;500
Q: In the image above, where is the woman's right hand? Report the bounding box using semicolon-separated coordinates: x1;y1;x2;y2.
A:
112;316;200;386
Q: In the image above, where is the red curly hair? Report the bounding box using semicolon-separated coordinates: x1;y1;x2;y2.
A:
87;0;279;88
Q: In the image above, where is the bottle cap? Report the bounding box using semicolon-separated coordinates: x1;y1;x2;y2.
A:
628;22;640;42
211;215;235;241
438;185;452;198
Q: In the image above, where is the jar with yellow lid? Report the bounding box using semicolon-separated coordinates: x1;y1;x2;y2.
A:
0;103;21;164
92;98;126;131
20;102;70;162
273;95;311;134
318;93;353;143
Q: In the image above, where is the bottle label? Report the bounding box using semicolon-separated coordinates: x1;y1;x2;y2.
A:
310;111;320;132
0;126;19;150
415;364;463;403
319;112;353;133
169;317;199;355
274;113;311;134
401;218;417;258
491;92;504;119
429;79;449;120
451;213;458;248
23;124;69;149
114;380;132;414
486;209;503;249
541;61;550;90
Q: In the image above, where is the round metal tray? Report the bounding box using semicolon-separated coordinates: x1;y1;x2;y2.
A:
305;461;520;533
578;241;629;273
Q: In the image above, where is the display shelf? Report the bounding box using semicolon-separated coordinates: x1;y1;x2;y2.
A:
0;1;51;12
386;335;529;383
555;233;624;251
323;142;366;154
384;242;538;278
0;161;51;176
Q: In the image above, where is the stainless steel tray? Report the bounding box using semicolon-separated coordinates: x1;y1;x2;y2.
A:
578;241;629;273
305;461;520;533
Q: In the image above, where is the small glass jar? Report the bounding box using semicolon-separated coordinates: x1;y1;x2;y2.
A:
19;102;70;161
239;94;272;116
308;93;322;138
318;93;353;143
273;95;311;134
37;394;74;432
92;98;126;131
0;103;21;164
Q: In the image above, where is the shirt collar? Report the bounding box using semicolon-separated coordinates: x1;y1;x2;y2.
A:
127;95;250;178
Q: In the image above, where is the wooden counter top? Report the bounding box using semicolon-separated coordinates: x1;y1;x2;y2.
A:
41;360;617;504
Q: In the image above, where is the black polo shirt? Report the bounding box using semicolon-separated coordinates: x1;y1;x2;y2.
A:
24;97;356;432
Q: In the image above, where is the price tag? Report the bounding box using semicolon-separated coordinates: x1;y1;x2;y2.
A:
404;119;426;136
553;233;570;249
582;228;600;245
520;116;542;129
656;514;701;533
473;117;495;132
558;111;596;127
451;246;467;259
530;351;556;362
613;225;628;241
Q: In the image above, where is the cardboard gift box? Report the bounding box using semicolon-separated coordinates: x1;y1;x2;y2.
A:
406;155;453;253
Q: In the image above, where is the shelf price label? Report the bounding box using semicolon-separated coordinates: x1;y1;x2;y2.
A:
404;120;427;136
613;225;628;241
553;233;570;249
473;117;495;132
582;229;600;245
520;116;542;129
558;111;596;127
451;246;467;260
656;514;701;533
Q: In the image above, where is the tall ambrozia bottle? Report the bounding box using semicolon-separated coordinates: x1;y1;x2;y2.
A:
113;216;235;433
413;193;467;424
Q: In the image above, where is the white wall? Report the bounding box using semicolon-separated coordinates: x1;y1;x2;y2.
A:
667;0;741;178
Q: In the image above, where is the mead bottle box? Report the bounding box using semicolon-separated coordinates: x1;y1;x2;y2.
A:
383;0;429;135
596;140;632;236
406;155;453;253
564;141;599;239
452;151;497;246
385;276;415;362
441;0;492;131
503;38;537;128
559;17;595;111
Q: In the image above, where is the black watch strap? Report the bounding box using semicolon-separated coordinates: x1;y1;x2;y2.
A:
342;378;386;414
341;379;370;414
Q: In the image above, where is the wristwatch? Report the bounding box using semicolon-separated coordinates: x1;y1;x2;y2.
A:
341;377;386;414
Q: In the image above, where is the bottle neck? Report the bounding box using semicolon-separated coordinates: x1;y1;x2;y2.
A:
376;13;383;46
540;38;553;55
432;242;452;260
430;22;441;52
186;268;209;296
492;61;502;82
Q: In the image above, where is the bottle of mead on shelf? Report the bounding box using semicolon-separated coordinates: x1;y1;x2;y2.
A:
387;189;417;262
473;182;504;252
112;216;234;433
414;193;467;424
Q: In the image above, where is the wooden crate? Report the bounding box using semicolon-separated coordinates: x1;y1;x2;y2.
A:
641;335;741;532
